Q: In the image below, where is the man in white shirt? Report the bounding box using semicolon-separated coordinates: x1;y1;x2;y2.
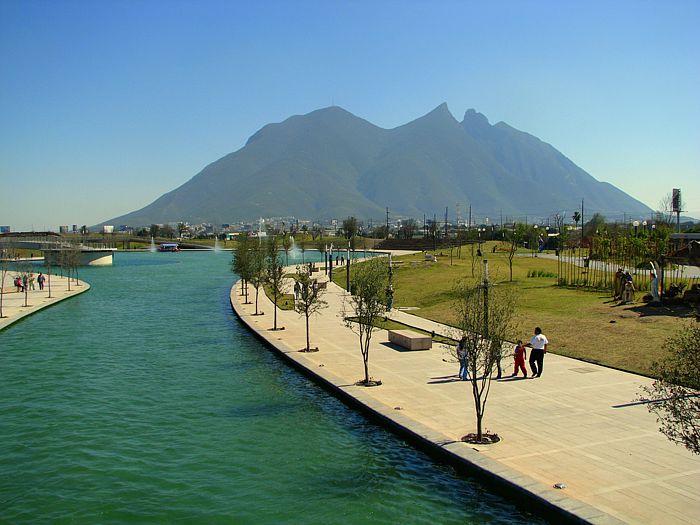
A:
528;327;549;378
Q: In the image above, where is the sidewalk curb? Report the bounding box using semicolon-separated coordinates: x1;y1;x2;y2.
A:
230;278;623;525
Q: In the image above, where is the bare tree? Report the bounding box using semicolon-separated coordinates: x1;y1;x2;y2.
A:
455;260;517;443
656;192;675;226
639;322;700;455
294;266;327;352
507;224;526;282
344;257;387;386
398;218;418;240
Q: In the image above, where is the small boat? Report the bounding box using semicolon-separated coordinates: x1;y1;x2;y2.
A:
158;243;180;252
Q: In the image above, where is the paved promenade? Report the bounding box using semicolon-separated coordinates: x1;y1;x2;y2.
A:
0;272;90;331
230;265;700;525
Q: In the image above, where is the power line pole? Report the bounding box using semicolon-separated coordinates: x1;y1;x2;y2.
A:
385;207;389;238
444;206;448;238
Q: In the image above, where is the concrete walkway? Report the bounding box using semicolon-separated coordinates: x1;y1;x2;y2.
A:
0;273;90;331
230;268;700;525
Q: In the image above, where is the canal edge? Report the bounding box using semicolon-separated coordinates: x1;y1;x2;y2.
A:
229;278;623;525
0;281;90;332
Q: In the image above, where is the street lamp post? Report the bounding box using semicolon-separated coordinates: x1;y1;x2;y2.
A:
346;241;351;293
633;220;639;237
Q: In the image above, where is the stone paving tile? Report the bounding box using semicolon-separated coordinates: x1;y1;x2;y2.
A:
231;269;700;525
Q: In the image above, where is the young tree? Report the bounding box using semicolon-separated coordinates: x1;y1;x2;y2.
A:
59;248;71;291
640;322;700;455
232;235;255;304
43;248;54;298
247;244;266;315
344;257;387;386
69;243;81;286
455;260;517;443
0;247;17;318
281;234;293;265
341;216;359;240
294;266;327;352
506;224;526;282
311;224;323;240
265;236;285;330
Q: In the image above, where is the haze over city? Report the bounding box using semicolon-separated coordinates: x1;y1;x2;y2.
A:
1;0;698;230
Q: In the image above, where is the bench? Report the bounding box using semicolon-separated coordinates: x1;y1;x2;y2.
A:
388;329;432;350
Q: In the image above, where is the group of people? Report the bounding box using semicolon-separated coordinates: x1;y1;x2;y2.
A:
613;268;635;303
457;327;549;380
12;272;46;292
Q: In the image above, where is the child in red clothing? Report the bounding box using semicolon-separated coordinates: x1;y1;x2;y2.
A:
512;340;527;377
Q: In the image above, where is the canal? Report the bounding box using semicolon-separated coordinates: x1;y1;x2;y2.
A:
0;251;545;524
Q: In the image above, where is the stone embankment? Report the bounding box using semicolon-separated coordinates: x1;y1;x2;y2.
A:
229;262;700;525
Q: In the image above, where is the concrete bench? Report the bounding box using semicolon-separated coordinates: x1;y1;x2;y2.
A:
388;329;432;350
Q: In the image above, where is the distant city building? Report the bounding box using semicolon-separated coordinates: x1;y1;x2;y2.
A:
59;225;69;233
0;226;10;233
102;225;114;234
72;224;78;233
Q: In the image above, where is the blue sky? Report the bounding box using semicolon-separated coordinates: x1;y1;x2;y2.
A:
1;0;698;230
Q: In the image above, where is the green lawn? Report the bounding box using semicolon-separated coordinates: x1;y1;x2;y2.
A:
334;243;695;376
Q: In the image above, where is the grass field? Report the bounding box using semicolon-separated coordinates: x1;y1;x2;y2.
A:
334;243;696;376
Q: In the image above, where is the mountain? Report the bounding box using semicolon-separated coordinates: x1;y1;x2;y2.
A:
103;104;652;226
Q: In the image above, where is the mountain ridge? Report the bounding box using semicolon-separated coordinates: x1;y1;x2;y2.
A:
102;104;652;226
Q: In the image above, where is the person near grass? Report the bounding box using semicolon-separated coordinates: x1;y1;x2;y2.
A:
528;327;549;378
512;340;528;377
621;271;635;304
613;268;624;299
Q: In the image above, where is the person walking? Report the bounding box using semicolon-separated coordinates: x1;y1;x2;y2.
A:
512;340;528;377
293;280;300;304
528;327;549;378
457;336;468;381
37;273;46;291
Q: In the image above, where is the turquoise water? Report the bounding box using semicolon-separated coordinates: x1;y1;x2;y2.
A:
0;251;545;524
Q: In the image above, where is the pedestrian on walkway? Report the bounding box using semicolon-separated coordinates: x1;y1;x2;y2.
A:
457;336;469;381
512;340;528;377
293;280;300;303
37;273;46;291
528;327;549;378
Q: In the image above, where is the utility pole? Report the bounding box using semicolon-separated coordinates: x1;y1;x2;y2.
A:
444;206;448;238
581;199;584;249
386;207;390;238
346;241;350;293
468;205;471;230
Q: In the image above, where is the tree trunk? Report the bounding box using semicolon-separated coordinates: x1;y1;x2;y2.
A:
254;288;259;315
305;312;310;351
273;294;278;329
